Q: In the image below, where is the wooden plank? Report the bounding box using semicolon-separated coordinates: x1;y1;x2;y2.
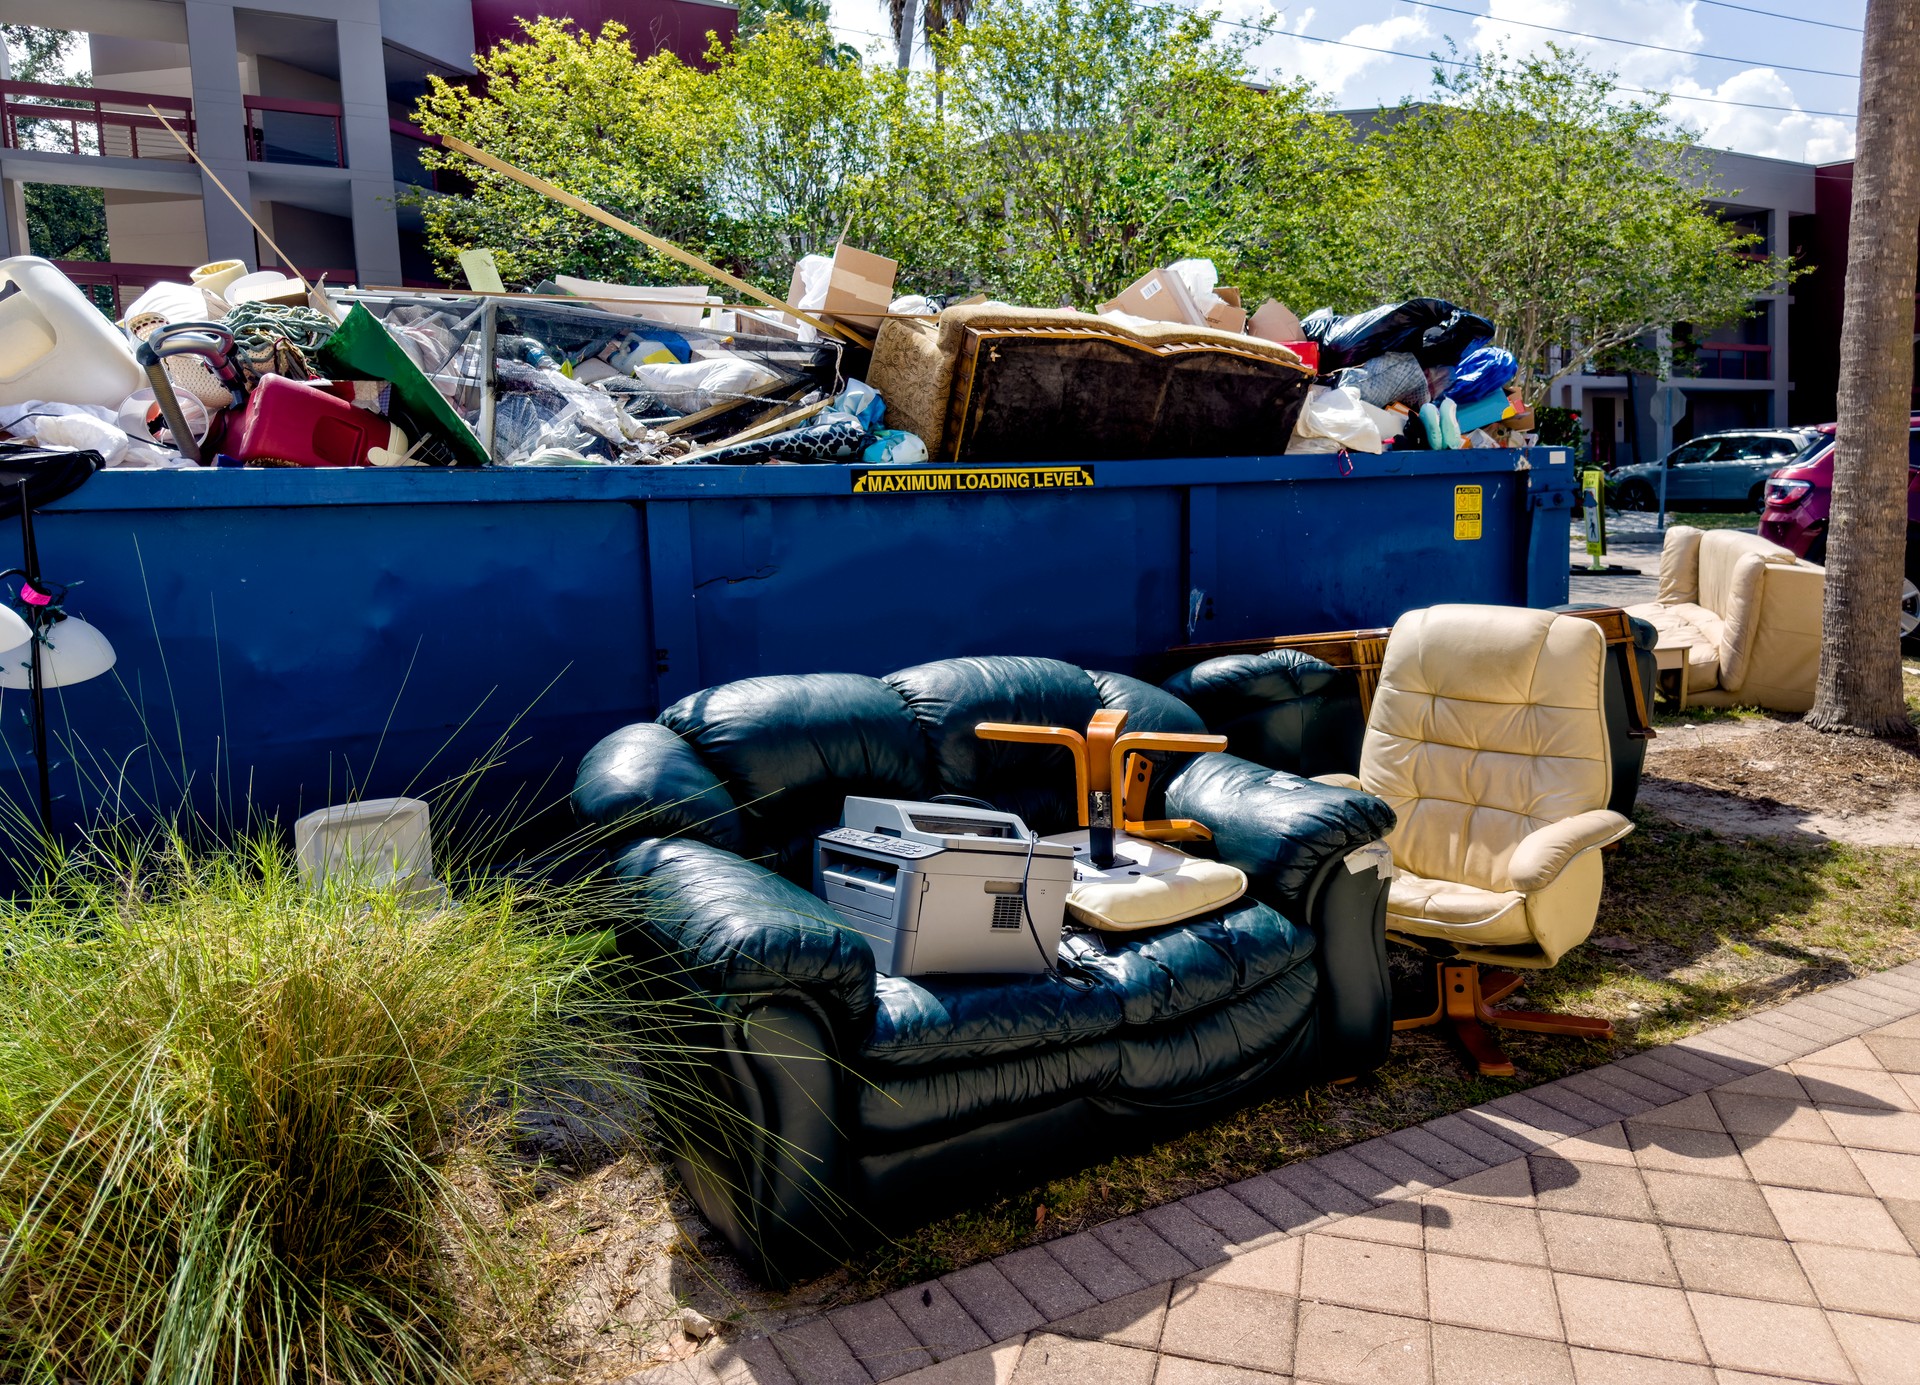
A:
438;135;856;343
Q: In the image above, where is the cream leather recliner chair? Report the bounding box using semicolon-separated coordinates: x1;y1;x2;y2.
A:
1317;605;1633;1076
1625;526;1825;713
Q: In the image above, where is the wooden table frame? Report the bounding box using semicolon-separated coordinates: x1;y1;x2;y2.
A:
1165;606;1656;740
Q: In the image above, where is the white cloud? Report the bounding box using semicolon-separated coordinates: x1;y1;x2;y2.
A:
1213;0;1287;33
1471;0;1705;88
1667;68;1857;162
1263;12;1435;105
1464;0;1854;164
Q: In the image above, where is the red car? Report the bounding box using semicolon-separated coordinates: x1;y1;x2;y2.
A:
1757;415;1920;653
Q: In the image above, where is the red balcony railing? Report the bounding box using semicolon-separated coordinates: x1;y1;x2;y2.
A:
0;80;194;159
52;260;199;317
244;95;344;167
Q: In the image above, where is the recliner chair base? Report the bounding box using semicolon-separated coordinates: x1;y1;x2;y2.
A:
1394;963;1612;1077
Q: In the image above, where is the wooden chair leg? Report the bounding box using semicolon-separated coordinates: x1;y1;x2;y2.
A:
1481;968;1524;1006
1396;962;1612;1077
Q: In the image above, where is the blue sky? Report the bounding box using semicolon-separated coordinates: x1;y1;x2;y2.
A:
830;0;1864;164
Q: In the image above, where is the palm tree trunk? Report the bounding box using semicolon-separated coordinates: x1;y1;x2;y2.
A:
893;0;917;71
1808;0;1920;738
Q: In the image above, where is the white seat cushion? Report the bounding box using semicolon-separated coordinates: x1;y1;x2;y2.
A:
1387;868;1530;945
1045;832;1248;932
1628;601;1723;689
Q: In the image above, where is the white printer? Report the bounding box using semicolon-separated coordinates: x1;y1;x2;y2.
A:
813;797;1075;976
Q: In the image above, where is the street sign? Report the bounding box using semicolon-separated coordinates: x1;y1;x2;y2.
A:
1581;468;1607;569
1650;382;1688;528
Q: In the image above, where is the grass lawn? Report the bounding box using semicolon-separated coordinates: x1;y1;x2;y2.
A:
837;807;1920;1299
1659;509;1763;531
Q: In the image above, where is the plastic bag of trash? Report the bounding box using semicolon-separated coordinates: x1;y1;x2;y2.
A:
1334;352;1428;410
1443;342;1518;404
1285;385;1402;455
636;358;782;414
494;359;647;464
1299;299;1496;372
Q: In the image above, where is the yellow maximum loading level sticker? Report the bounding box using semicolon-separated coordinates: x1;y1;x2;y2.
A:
850;465;1096;495
1454;484;1483;540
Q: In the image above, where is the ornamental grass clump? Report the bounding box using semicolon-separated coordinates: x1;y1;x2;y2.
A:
0;830;631;1384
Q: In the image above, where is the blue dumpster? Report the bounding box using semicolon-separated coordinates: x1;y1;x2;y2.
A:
0;448;1575;840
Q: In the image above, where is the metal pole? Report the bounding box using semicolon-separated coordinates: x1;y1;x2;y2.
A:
16;483;49;835
479;298;499;462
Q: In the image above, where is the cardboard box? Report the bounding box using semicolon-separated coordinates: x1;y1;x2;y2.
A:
822;243;898;330
1206;285;1246;335
1098;268;1207;327
1249;298;1304;345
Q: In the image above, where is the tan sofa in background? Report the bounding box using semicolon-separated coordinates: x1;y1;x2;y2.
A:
1625;527;1825;713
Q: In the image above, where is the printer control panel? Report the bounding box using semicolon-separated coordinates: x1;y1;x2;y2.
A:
819;826;941;859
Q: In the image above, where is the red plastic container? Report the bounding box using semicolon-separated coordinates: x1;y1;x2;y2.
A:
226;375;406;468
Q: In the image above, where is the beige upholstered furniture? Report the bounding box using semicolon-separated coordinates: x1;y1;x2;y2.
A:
867;304;1311;463
1626;526;1825;713
1316;605;1633;1075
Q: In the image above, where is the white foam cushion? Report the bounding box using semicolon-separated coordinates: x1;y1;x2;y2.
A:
1044;832;1248;932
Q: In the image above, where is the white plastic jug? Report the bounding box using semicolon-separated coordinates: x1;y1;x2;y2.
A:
0;256;144;409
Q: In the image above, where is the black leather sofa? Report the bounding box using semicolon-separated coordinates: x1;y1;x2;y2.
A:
572;656;1396;1284
1162;608;1659;817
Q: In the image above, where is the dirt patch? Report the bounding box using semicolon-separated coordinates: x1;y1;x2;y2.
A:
1641;716;1920;846
468;1150;848;1384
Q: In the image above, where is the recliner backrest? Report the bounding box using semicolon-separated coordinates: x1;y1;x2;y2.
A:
1361;606;1611;892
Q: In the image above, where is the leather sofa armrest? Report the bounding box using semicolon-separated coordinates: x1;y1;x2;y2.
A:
573;722;745;852
1506;810;1634;892
612;837;878;1045
1166;754;1397;1078
1166;754;1395;903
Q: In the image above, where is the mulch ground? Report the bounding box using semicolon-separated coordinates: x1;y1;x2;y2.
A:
1649;721;1920;818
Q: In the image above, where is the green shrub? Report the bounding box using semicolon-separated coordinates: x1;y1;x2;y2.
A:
0;831;632;1384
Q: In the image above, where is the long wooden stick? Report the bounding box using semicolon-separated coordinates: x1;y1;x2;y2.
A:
148;106;310;290
356;286;940;321
438;134;855;344
682;396;833;458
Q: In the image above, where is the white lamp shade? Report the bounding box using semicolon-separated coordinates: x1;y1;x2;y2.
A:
0;615;116;689
0;606;30;663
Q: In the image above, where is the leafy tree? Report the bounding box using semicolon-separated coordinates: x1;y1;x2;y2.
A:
2;25;108;268
702;22;965;290
737;0;861;68
1353;47;1795;397
932;0;1361;307
412;17;974;298
412;19;730;289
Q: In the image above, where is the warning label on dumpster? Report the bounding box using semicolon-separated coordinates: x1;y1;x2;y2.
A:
1453;485;1483;540
849;465;1096;495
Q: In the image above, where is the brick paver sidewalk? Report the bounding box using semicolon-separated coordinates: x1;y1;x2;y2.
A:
667;963;1920;1385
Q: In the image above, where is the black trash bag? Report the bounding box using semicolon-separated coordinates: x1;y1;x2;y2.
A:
1301;298;1496;372
0;441;103;513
